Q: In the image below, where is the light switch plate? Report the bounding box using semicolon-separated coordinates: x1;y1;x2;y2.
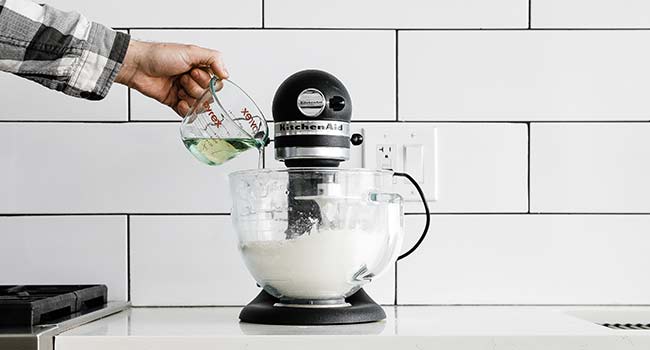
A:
361;125;437;202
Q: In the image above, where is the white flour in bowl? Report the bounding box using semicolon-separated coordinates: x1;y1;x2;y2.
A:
240;228;387;301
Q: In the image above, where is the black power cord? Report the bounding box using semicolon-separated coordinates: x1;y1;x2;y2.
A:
394;172;431;261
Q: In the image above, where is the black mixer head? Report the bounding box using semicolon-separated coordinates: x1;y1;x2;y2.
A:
272;70;353;167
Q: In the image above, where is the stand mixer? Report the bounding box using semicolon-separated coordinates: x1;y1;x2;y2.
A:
228;70;430;325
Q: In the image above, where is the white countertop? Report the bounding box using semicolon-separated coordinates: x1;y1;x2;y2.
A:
56;305;650;350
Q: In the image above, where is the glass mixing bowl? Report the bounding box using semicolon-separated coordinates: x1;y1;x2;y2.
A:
229;168;404;306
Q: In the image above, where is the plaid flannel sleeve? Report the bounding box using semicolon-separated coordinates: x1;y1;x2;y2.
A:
0;0;130;100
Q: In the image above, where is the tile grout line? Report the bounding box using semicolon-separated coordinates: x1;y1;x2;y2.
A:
127;89;132;122
262;143;267;168
404;212;650;215
126;29;132;122
5;120;650;124
261;0;265;28
528;0;532;29
126;214;131;302
395;29;399;122
527;122;531;213
2;212;650;217
118;27;650;31
393;261;398;305
0;213;234;216
397;303;650;307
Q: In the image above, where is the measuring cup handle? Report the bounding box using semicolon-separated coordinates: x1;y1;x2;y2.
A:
209;76;225;93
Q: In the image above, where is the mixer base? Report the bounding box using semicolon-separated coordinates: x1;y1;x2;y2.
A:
239;288;386;325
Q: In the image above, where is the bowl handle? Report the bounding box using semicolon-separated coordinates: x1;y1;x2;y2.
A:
368;191;403;204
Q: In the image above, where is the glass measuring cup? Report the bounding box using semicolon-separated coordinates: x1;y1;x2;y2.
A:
180;77;269;166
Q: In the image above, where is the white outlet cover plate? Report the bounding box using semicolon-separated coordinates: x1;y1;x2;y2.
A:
361;125;437;204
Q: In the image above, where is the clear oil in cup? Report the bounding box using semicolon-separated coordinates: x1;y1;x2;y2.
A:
182;137;265;166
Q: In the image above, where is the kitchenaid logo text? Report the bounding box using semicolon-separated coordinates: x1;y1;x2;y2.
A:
279;123;343;132
297;89;326;108
275;121;349;137
298;96;326;107
299;99;325;106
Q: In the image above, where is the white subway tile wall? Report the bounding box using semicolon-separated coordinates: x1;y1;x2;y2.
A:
130;215;259;306
399;215;650;304
0;123;256;214
531;123;650;213
399;31;650;121
129;30;395;121
532;0;650;28
265;0;528;29
1;1;648;305
0;216;127;300
0;75;127;121
42;0;261;28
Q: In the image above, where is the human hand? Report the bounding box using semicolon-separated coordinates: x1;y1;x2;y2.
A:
115;40;228;116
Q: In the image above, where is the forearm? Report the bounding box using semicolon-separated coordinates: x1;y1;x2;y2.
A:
0;0;130;100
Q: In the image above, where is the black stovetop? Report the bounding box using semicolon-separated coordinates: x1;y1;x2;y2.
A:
0;285;107;327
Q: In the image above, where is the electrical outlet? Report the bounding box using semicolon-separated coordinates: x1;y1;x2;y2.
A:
376;144;396;170
361;125;437;203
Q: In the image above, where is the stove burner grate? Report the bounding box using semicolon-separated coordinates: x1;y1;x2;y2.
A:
0;285;107;327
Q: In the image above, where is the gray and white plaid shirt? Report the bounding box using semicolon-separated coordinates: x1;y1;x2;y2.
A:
0;0;130;100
